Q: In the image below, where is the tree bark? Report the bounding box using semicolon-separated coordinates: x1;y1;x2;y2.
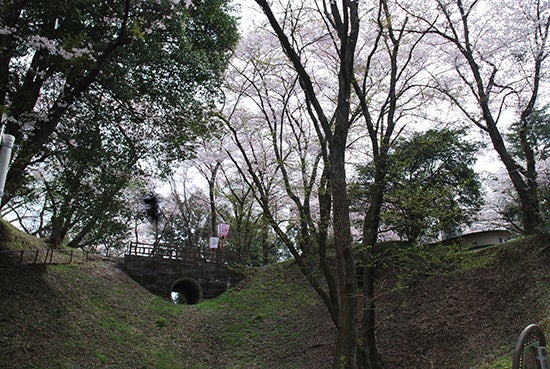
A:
329;1;360;367
360;176;385;368
254;1;361;367
330;139;358;369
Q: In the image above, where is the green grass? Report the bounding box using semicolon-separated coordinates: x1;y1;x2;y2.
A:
0;219;47;251
479;354;513;369
193;261;321;366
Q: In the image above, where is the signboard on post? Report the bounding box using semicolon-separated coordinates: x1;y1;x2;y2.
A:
209;237;219;250
217;223;230;238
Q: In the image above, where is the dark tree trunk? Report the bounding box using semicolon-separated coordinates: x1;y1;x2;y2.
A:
254;1;361;367
330;130;358;369
486;122;541;234
47;217;69;248
329;1;360;366
358;157;386;369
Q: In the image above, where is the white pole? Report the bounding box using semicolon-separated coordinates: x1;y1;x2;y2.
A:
0;133;15;199
0;113;6;138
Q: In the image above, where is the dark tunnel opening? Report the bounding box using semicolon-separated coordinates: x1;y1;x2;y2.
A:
169;278;203;305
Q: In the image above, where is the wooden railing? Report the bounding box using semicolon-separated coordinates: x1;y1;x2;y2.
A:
0;248;88;266
125;241;238;264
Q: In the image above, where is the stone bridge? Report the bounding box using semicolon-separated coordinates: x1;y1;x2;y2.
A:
122;242;245;304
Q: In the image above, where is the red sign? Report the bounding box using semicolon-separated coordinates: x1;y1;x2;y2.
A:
217;223;230;237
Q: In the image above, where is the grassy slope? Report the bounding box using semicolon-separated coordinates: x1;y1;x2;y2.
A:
0;217;333;369
0;219;548;369
376;236;550;368
0;261;335;369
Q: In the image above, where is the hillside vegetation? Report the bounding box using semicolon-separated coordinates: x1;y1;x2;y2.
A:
0;220;548;369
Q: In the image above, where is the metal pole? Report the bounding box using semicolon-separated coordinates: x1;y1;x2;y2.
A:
0;132;15;200
0;113;7;140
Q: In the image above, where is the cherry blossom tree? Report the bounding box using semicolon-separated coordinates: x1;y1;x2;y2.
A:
241;1;432;368
223;19;334;268
406;0;550;234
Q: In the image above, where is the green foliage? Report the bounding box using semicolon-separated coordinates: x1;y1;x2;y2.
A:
507;105;550;161
1;0;239;231
98;0;240;163
2;0;239;248
352;127;483;243
501;105;550;233
10;103;146;249
498;178;550;234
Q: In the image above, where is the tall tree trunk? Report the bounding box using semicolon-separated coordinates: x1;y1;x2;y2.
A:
254;1;361;367
358;157;386;369
66;220;96;248
330;1;360;366
208;162;221;236
47;216;69;248
330;135;358;369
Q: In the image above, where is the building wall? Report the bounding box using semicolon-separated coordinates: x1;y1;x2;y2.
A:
455;230;511;249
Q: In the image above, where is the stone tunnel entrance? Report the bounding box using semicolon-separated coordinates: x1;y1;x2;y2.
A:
170;278;203;304
122;242;245;303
